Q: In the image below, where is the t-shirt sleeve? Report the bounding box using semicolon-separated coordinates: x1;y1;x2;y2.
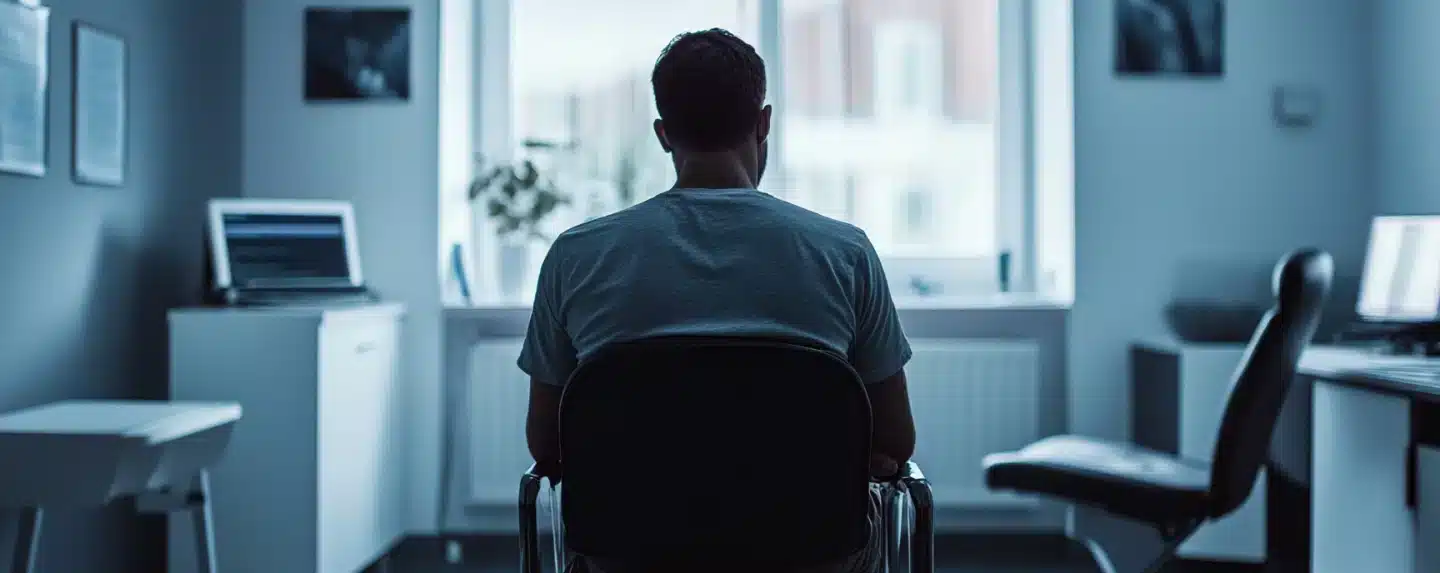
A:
850;232;913;383
517;240;578;386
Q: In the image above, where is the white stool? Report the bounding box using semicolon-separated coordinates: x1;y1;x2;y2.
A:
0;400;241;573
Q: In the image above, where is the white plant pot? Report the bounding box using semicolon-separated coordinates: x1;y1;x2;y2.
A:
499;241;531;302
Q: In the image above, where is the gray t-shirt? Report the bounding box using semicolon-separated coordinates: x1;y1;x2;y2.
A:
517;187;912;386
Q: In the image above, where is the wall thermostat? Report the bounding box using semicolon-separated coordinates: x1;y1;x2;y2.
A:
1273;85;1321;128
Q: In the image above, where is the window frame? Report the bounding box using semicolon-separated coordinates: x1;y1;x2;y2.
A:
470;0;1045;303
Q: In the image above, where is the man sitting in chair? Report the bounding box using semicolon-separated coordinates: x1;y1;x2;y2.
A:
518;28;917;573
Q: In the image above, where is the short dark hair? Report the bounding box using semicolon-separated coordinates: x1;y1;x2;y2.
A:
651;29;767;152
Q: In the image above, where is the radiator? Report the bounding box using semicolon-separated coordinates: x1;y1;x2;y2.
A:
907;338;1042;508
466;339;531;505
462;337;1044;509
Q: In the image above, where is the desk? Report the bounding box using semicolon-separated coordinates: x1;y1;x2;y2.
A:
0;400;241;573
1300;346;1440;573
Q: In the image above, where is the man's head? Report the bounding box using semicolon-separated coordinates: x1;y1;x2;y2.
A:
651;28;772;187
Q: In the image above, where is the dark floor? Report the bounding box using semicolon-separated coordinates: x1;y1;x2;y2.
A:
377;534;1266;573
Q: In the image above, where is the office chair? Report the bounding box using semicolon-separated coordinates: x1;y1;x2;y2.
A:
983;248;1333;573
518;336;933;573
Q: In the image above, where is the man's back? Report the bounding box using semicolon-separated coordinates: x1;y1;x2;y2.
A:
518;29;914;573
519;187;909;388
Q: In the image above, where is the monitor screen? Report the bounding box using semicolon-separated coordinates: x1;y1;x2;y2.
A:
1357;215;1440;322
220;213;352;289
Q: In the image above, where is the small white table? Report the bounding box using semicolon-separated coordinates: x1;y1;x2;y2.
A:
0;400;241;573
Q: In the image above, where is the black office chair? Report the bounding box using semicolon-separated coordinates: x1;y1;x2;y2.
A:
518;336;933;573
983;248;1333;573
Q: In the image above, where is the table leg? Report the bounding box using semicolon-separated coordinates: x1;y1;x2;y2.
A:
192;471;218;573
9;508;40;573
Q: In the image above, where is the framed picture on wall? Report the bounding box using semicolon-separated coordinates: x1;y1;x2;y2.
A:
304;7;412;102
1116;0;1225;77
72;21;128;187
0;2;50;178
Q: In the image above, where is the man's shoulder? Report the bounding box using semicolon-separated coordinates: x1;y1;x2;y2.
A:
552;202;649;248
769;200;872;254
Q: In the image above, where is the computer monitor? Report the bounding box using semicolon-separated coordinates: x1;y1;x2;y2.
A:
206;199;364;291
1356;215;1440;322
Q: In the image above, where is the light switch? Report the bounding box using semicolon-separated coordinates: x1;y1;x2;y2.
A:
1273;85;1321;128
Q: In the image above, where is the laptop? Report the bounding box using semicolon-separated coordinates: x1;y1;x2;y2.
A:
205;199;376;306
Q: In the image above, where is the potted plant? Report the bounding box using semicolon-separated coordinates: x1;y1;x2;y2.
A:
469;155;571;299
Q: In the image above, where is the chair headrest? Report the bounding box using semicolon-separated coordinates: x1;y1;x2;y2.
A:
1273;247;1332;313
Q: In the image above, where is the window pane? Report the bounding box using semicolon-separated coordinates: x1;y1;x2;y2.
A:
495;0;760;302
780;0;1000;296
513;0;761;210
489;0;1004;303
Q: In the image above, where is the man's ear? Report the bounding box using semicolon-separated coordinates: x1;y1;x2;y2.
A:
757;105;773;144
653;119;673;153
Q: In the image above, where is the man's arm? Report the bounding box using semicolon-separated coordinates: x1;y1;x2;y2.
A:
517;241;577;471
525;379;564;472
851;233;917;466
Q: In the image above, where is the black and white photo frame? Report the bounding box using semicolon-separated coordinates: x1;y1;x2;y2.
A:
304;7;413;102
1116;0;1225;78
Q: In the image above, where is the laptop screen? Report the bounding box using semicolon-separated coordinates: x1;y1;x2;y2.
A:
1357;215;1440;322
221;213;353;289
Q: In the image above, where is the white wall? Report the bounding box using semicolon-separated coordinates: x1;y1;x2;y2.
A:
242;0;444;533
1375;0;1440;215
1069;0;1374;440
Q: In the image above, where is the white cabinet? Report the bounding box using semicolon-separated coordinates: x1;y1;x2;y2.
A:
1416;446;1440;573
168;304;406;573
1311;381;1413;573
1132;340;1266;564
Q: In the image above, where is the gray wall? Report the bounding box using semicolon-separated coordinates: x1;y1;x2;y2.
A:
0;0;241;570
1069;0;1375;440
1375;0;1440;215
242;0;445;534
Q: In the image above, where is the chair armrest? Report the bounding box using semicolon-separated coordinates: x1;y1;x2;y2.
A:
526;461;563;482
521;464;547;505
519;463;561;573
874;461;935;573
897;461;926;484
871;460;927;487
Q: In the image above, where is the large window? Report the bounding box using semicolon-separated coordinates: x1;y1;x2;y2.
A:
463;0;1071;305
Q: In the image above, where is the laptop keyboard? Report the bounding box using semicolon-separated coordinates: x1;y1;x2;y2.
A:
235;290;375;307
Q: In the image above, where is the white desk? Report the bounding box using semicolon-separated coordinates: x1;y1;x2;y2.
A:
0;400;241;573
1301;346;1440;573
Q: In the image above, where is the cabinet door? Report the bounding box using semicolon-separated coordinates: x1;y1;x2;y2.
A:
317;317;399;573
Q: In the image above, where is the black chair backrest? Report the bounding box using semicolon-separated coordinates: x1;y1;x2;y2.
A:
558;336;873;571
1207;248;1332;518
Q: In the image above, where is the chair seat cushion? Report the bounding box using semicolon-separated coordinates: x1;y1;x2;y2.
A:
982;435;1212;525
